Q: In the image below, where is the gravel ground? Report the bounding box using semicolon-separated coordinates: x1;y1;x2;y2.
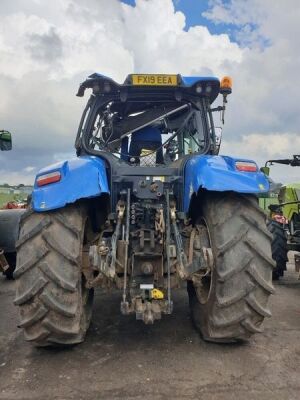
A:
0;257;299;400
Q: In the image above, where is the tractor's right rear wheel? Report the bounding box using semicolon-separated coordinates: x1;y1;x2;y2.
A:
267;220;288;280
14;205;94;347
187;192;274;342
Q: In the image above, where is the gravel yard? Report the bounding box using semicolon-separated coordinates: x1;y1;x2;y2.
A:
0;257;299;400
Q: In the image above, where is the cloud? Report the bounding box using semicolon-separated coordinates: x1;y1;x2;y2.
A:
0;0;299;186
224;133;298;160
204;0;300;183
24;166;36;173
27;27;63;63
222;133;300;183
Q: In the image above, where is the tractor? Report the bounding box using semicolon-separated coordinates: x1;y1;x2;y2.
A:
14;73;274;346
0;130;26;279
262;156;300;279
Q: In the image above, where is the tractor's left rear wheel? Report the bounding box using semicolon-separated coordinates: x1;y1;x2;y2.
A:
14;205;94;347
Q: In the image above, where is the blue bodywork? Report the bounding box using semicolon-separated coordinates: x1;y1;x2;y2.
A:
33;156;109;212
34;74;268;213
183;155;269;212
33;154;269;213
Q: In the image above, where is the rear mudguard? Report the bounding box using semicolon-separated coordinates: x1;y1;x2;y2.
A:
0;209;26;252
32;156;109;212
184;155;269;212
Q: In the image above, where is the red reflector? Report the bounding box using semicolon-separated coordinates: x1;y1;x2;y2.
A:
235;161;257;172
37;171;61;187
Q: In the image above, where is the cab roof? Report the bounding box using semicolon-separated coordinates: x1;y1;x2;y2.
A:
76;73;220;104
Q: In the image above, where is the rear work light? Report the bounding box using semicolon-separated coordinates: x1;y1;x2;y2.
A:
36;171;61;187
235;161;257;172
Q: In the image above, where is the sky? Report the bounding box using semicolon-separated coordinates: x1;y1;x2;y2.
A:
0;0;299;185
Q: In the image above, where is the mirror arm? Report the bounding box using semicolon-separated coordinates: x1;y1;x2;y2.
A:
210;106;224;112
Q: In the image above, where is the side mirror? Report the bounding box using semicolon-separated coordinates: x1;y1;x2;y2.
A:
214;126;223;154
260;166;270;176
0;130;12;151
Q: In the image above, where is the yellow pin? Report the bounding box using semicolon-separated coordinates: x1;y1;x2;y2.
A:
151;288;164;300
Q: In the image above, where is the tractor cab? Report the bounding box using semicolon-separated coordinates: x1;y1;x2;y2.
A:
75;73;232;167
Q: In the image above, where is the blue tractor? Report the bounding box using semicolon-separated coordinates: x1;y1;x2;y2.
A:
14;73;274;346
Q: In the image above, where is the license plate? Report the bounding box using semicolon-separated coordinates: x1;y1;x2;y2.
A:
132;74;178;86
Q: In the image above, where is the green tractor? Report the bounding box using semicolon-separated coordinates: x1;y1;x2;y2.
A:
262;156;300;279
0;130;26;279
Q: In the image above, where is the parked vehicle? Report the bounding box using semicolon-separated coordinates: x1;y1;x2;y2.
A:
3;200;27;209
0;131;25;279
262;156;300;279
262;155;300;280
14;74;274;346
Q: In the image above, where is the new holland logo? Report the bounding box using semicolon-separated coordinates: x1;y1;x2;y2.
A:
189;182;194;198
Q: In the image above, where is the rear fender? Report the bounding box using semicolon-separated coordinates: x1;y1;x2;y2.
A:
184;155;269;212
32;156;110;212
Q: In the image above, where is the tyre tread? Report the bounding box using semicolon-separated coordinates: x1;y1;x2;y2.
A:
14;277;48;305
189;192;274;342
14;205;93;347
267;220;288;279
16;217;51;249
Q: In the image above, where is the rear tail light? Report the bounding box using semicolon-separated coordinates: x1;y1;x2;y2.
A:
235;161;257;172
36;171;61;187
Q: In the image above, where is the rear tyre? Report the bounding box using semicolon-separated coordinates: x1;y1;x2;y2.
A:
14;205;94;347
187;192;274;342
267;220;288;280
